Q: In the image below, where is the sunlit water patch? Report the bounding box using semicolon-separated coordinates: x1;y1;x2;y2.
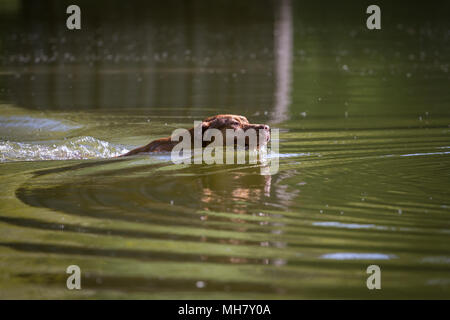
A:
320;253;397;260
0;115;81;132
312;221;391;231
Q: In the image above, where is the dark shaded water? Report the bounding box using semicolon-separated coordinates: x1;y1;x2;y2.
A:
0;0;449;298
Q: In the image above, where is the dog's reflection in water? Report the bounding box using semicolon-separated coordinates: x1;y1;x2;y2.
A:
195;166;295;264
195;166;271;215
195;165;299;215
201;174;272;212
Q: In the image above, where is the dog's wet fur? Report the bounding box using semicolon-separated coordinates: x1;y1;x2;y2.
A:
120;114;270;156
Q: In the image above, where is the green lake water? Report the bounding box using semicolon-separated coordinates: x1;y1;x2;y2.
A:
0;0;449;299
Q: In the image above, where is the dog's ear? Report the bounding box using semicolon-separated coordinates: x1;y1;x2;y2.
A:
202;117;226;130
240;116;249;123
186;120;219;143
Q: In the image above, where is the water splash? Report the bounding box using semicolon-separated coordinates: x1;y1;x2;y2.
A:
0;136;129;162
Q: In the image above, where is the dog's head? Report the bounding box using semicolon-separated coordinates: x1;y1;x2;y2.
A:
197;114;271;149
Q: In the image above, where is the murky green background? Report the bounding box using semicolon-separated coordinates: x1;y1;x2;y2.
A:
0;0;449;299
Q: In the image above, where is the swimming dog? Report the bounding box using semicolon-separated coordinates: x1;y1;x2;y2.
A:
120;114;270;156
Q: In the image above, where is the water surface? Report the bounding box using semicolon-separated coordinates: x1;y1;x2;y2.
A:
0;1;449;299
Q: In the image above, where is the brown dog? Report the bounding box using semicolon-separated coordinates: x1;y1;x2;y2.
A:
120;114;270;156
